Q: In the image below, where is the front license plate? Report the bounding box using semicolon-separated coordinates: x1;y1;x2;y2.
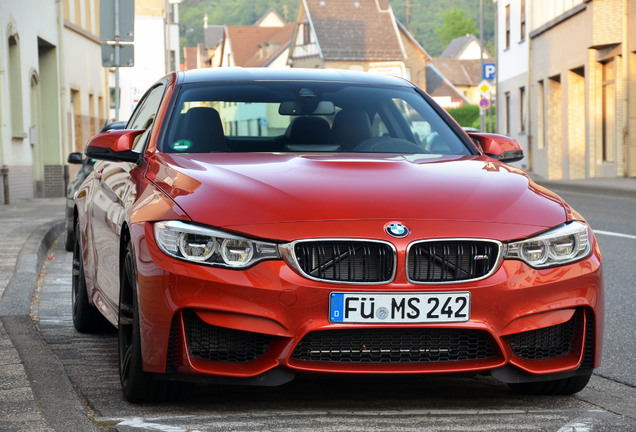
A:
329;292;470;323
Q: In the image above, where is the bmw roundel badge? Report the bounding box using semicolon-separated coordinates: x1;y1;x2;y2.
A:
385;222;409;238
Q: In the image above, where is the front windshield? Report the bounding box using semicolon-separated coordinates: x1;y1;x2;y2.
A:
161;81;473;156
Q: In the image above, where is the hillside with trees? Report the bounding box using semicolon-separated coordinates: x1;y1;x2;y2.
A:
391;0;495;56
179;0;495;57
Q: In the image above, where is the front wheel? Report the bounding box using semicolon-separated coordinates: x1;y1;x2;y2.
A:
507;371;592;395
118;241;158;402
119;241;181;402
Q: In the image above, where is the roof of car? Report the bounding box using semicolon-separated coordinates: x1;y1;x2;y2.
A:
176;67;414;87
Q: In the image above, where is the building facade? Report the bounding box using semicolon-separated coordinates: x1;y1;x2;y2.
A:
287;0;416;82
497;0;635;179
0;0;107;203
0;0;183;203
217;14;294;69
64;0;109;187
433;34;494;106
1;0;60;202
116;0;181;121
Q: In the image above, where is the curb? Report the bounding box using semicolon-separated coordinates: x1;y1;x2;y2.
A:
1;316;99;432
535;181;635;200
0;220;65;315
0;220;98;432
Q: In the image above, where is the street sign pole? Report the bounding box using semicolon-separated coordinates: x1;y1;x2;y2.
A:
479;0;484;132
100;0;134;120
115;0;120;121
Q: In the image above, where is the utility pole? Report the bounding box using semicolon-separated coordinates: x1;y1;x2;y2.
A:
479;0;485;132
406;0;411;30
115;0;121;121
100;0;134;120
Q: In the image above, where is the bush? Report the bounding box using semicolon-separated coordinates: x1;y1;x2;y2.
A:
447;104;496;132
446;105;479;128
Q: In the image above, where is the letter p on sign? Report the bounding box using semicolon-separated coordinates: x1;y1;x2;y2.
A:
483;63;496;81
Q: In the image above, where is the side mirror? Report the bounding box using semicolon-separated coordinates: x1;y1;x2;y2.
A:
85;129;145;163
67;152;84;164
468;132;524;163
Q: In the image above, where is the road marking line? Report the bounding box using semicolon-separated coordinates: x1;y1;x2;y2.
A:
557;418;593;432
113;417;201;432
100;409;550;422
593;229;636;240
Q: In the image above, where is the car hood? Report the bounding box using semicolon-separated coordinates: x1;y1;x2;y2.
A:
146;153;567;232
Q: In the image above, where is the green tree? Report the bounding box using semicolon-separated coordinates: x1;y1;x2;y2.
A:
435;6;479;47
179;0;298;49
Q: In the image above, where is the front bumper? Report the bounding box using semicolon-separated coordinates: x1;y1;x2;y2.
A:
131;221;603;384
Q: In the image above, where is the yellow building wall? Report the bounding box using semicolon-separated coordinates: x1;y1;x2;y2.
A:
630;52;636;176
567;69;586;179
592;0;623;47
399;35;427;89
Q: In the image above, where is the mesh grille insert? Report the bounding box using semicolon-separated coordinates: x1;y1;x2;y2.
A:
581;311;595;369
182;310;273;363
507;310;581;360
291;328;496;363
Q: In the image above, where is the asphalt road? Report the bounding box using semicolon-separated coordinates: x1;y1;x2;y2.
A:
30;187;636;431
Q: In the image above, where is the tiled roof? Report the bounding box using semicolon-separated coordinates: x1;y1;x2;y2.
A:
440;34;492;59
227;24;294;67
305;0;405;61
430;58;482;87
440;34;476;59
425;63;469;103
395;19;431;60
204;25;225;49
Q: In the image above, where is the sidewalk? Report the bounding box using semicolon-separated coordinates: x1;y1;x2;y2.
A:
0;198;95;431
527;173;636;200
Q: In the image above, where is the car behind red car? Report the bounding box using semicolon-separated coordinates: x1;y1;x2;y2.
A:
72;68;603;402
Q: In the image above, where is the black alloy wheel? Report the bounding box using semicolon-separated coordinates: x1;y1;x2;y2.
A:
118;241;156;402
119;241;179;402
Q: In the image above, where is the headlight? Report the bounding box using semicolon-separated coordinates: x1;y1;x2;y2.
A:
154;221;280;268
504;221;592;268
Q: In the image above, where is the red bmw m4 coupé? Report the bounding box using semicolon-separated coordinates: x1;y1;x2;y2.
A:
72;68;603;402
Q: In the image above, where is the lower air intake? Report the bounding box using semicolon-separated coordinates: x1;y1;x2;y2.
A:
182;309;273;363
291;328;495;363
507;309;581;360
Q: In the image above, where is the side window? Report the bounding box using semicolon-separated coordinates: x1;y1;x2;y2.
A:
128;84;165;152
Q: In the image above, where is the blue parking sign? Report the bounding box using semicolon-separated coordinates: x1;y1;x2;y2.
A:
483;63;496;80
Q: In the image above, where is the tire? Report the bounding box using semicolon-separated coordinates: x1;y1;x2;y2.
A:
72;220;108;332
119;241;177;402
64;223;74;252
507;371;592;395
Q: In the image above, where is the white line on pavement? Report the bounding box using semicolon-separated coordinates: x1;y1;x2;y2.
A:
556;418;593;432
593;229;636;240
